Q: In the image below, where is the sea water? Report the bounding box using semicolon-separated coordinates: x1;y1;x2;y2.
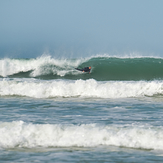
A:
1;55;163;162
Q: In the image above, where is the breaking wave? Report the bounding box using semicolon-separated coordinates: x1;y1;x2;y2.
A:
1;55;163;81
0;78;163;98
0;121;163;150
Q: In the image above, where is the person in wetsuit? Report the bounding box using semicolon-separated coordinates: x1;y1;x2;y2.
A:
75;66;91;73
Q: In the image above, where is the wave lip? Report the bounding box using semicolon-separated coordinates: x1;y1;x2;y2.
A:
0;121;163;150
0;79;163;98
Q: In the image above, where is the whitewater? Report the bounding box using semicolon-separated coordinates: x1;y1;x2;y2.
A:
1;78;163;98
1;121;163;150
1;54;163;162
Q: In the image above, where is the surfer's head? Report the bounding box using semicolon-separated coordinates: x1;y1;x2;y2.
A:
89;66;91;69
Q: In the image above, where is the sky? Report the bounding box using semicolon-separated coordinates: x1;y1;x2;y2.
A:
0;0;163;58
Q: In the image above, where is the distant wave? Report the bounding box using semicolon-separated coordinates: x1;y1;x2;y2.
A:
1;55;163;81
1;78;163;98
1;121;163;150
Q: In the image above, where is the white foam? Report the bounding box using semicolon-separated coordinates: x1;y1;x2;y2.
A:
0;55;85;77
0;79;163;98
0;121;163;150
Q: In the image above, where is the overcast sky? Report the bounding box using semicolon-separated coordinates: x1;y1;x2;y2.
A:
0;0;163;58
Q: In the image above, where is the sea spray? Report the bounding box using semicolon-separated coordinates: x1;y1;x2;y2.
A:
0;55;85;77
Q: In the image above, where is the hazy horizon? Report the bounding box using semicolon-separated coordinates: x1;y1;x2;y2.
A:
1;0;163;58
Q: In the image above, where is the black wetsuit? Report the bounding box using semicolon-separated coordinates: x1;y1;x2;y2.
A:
75;67;91;73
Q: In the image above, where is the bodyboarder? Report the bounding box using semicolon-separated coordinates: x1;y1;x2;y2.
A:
75;66;91;73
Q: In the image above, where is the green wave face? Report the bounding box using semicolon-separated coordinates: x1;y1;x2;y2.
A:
83;57;163;81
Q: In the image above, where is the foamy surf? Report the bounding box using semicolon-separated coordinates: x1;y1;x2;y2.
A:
0;55;85;77
0;78;163;98
0;121;163;150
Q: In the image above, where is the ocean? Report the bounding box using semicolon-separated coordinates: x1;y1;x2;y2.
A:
1;54;163;162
